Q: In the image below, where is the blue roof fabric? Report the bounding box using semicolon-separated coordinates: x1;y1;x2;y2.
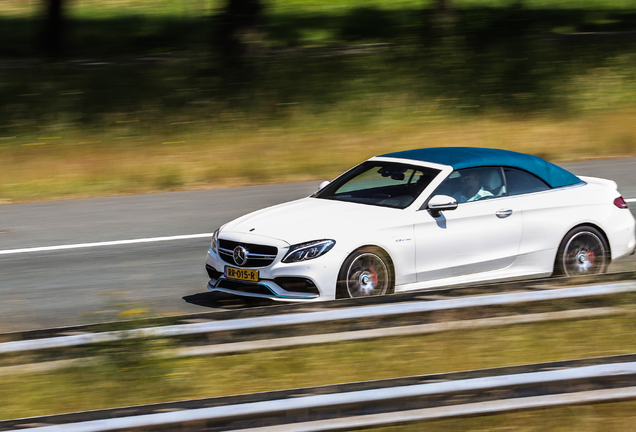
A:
381;147;581;188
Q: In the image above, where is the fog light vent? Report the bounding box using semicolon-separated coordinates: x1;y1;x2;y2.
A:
274;277;320;295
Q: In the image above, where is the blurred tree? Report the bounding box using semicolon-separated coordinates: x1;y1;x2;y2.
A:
435;0;455;28
430;0;457;41
436;0;453;16
220;0;263;59
42;0;64;57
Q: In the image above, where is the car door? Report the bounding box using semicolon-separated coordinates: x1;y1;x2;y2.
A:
498;167;568;269
414;167;523;282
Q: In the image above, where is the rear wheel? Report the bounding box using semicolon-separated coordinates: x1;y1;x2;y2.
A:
337;247;394;298
555;226;609;277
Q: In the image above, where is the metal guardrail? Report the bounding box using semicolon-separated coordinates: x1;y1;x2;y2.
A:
4;271;635;346
2;281;635;355
2;276;635;431
0;282;636;354
0;307;619;377
3;354;636;432
5;271;636;344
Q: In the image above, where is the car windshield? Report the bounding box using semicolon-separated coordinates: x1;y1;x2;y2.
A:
313;161;441;209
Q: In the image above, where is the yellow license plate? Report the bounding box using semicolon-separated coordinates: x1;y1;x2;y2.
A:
225;266;259;282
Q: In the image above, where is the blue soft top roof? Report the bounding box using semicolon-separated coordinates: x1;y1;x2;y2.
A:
381;147;581;188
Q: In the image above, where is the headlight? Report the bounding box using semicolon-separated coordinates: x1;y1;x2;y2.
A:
282;240;336;263
211;229;220;254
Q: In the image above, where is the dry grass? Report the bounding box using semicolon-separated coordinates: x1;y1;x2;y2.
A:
2;108;635;203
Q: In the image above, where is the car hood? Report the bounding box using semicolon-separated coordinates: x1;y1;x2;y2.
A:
221;197;399;245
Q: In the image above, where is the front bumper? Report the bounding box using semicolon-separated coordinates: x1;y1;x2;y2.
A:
205;246;344;301
206;263;321;300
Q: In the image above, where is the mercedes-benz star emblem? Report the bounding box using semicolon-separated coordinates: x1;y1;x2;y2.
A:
233;246;248;266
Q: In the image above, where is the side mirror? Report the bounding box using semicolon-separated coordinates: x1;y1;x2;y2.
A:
318;180;330;191
427;195;458;217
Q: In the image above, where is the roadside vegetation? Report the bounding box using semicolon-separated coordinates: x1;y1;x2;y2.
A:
3;1;636;428
2;307;636;427
1;0;636;202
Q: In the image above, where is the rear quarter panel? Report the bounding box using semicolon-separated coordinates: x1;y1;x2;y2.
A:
513;179;635;270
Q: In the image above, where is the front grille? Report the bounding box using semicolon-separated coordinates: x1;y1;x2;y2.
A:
219;239;278;268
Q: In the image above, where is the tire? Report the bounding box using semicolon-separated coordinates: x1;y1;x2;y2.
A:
554;226;610;277
336;247;394;299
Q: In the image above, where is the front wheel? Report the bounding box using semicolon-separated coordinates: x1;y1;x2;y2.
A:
337;247;394;298
555;226;610;277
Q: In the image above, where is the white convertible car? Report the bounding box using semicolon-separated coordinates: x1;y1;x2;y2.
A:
205;147;636;301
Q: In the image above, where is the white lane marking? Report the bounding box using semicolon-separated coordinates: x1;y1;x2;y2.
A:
2;196;635;256
0;233;214;256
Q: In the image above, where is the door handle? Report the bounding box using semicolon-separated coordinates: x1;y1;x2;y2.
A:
496;209;513;218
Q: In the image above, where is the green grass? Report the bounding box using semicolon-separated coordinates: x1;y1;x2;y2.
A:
2;310;636;422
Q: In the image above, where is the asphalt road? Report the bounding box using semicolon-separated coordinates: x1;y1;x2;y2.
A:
1;158;635;332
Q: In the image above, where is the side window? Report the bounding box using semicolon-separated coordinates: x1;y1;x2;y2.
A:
503;168;550;196
433;167;505;203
